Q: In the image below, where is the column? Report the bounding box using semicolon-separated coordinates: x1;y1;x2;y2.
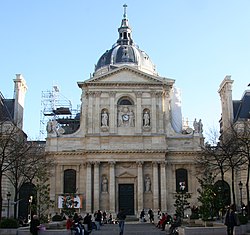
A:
109;161;116;213
109;91;116;133
151;91;157;133
93;162;100;211
137;161;144;213
94;92;101;133
163;88;171;133
85;162;92;212
157;92;164;133
160;162;167;212
153;161;159;211
87;92;94;134
135;91;142;133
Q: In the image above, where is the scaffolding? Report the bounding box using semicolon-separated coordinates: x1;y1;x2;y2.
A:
39;85;80;140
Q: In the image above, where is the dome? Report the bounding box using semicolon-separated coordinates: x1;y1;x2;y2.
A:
94;5;157;76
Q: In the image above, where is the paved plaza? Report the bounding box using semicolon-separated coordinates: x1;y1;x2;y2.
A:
90;221;167;235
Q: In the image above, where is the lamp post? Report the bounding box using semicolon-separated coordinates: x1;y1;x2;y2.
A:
29;196;33;222
180;181;186;218
7;192;11;218
239;181;243;214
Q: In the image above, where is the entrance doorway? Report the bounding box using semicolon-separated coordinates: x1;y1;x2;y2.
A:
118;184;134;215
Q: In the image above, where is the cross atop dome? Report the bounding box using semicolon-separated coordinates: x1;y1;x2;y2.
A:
123;4;128;19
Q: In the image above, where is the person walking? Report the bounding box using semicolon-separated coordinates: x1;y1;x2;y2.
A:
30;215;41;235
117;208;126;235
225;204;238;235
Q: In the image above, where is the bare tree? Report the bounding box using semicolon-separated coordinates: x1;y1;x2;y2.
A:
0;120;32;220
4;140;49;219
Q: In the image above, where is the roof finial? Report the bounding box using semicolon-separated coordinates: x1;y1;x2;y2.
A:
123;3;128;19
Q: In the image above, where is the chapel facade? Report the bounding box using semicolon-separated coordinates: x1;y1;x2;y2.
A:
45;6;204;217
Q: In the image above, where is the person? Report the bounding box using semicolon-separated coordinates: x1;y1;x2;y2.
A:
94;210;102;230
117;208;126;235
101;111;109;126
108;213;113;224
140;209;145;222
169;214;181;234
103;210;107;224
66;215;74;230
162;212;172;231
148;208;154;223
225;204;238;235
83;213;92;232
156;212;166;229
30;215;41;235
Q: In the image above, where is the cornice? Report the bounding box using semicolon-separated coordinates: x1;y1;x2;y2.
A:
46;149;167;156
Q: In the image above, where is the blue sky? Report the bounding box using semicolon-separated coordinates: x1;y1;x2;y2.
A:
1;0;250;140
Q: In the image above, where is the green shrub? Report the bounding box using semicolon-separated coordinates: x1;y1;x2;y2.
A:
0;218;19;228
238;215;248;225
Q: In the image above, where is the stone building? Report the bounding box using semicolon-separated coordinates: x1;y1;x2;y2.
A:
46;6;204;217
0;74;28;218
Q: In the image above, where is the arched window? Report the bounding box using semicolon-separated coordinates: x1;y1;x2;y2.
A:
117;96;134;105
176;168;188;192
64;169;76;193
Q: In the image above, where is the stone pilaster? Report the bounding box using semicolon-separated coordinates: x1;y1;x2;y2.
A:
160;162;167;212
109;91;116;133
157;92;164;133
151;91;157;133
163;88;171;133
87;92;94;134
109;161;116;213
136;91;142;133
85;162;92;212
137;161;144;212
153;161;159;211
93;162;100;211
94;92;101;133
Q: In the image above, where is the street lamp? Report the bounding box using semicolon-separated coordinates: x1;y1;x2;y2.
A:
180;181;186;218
7;192;11;218
239;181;243;214
28;196;33;223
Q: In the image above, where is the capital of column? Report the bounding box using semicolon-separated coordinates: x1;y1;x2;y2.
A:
160;161;166;167
108;161;116;166
135;91;143;98
109;91;116;97
94;91;102;97
94;161;100;166
137;161;144;167
152;161;159;167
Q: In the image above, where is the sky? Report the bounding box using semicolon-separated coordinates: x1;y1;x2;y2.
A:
1;0;250;140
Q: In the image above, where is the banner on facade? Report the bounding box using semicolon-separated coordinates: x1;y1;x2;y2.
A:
58;194;83;208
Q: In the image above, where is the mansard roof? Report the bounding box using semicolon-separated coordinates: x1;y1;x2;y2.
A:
233;90;250;121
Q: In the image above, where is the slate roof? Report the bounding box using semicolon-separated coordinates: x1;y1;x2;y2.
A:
233;90;250;122
0;91;14;122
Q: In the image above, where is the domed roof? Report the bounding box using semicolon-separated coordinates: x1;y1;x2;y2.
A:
94;5;157;76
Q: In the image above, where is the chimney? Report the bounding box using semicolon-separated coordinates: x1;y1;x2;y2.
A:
13;74;28;129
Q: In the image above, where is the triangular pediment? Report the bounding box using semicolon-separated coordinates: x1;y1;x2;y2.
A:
85;66;171;85
118;171;136;178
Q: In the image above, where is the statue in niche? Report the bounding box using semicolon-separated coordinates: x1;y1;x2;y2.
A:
101;110;109;127
102;176;108;193
118;109;123;127
128;109;135;127
143;111;150;127
145;176;151;192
